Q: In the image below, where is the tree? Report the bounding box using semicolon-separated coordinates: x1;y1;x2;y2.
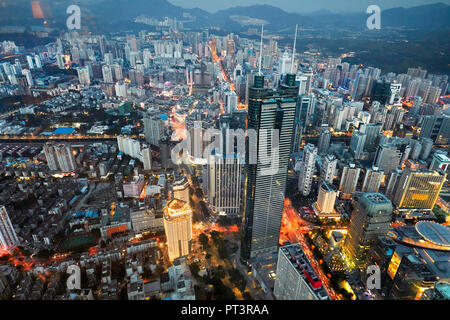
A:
198;233;209;250
189;262;200;278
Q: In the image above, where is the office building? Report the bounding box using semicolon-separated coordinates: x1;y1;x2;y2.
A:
393;169;446;211
0;206;19;251
143;117;165;147
205;153;242;217
343;193;393;270
298;143;317;196
350;130;366;160
241;73;298;260
131;209;163;234
274;244;329;300
362;166;384;193
419;115;450;145
317;128;331;155
359;122;382;153
164;199;193;261
374;141;410;173
339;163;361;196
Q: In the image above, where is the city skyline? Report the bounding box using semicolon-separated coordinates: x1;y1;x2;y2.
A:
0;0;448;304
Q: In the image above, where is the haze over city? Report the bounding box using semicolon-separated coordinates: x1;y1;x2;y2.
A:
0;0;448;307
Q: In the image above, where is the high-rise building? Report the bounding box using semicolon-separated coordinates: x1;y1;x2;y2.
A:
359;122;382;153
205;153;242;217
43;143;76;172
241;73;298;260
371;79;391;105
393;169;446;211
225;91;238;113
274;244;330;300
385;168;403;199
298;143;317;196
374;141;410;173
56;54;65;69
141;146;152;171
76;66;91;85
117;136;141;160
314;181;338;215
343;193;393;270
164;199;193;261
144;117;165;147
350;130;366;160
34;54;42;68
0;206;19;251
429;152;450;172
172;176;190;203
419;115;450;145
339;163;361;196
320;154;337;184
21;69;33;86
362;166;384;193
102;65;114;83
317;128;331;155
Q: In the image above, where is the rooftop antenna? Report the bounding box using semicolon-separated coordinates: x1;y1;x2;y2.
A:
258;24;264;75
290;24;298;74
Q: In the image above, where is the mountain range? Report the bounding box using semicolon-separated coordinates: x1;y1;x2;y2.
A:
0;0;449;32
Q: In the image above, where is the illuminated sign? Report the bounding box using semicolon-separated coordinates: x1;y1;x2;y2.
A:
387;251;401;280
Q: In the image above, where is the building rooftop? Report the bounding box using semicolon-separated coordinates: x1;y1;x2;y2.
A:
168;199;187;211
415;221;450;248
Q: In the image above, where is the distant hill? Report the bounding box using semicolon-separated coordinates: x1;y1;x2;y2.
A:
0;0;448;32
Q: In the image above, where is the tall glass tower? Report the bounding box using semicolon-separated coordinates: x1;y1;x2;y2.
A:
241;74;298;261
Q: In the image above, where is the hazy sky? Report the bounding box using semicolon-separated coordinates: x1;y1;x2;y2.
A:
168;0;450;13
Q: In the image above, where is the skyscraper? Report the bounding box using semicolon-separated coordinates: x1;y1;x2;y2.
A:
0;206;19;251
362;166;384;193
320;154;337;184
350;130;366;160
339;163;361;196
241;73;298;260
393;169;446;211
317;128;331;156
298;143;317;196
343;193;393;270
374;141;410;173
164;199;193;261
419;115;450;145
143;117;165;147
205;153;242;217
359;122;382;153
